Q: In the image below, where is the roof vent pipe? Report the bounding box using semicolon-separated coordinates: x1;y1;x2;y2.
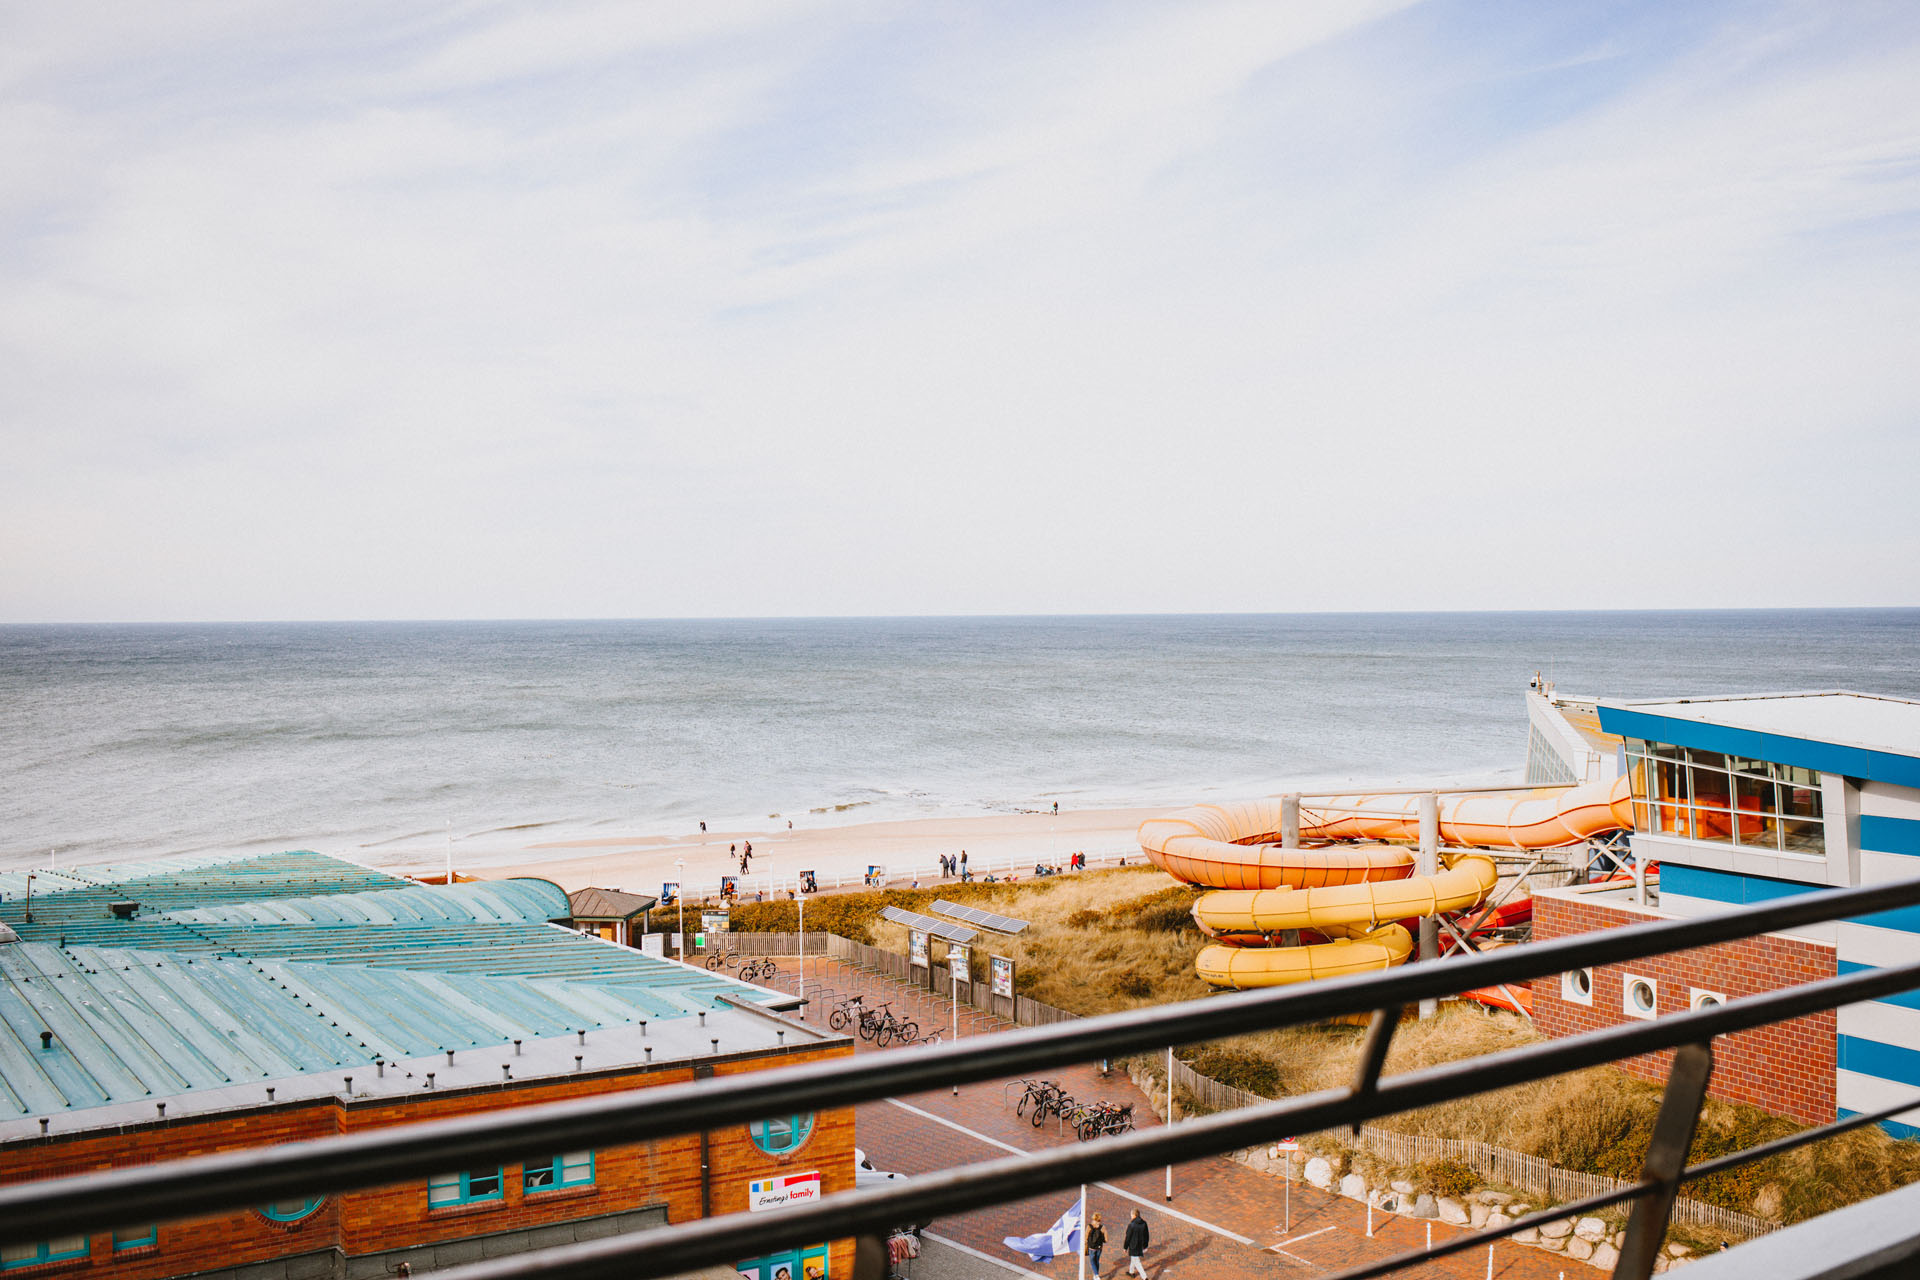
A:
39;1119;49;1136
643;1047;652;1063
574;1055;583;1072
776;1030;785;1046
267;1088;275;1100
425;1073;435;1090
577;1029;586;1045
513;1040;521;1055
502;1065;511;1081
376;1060;385;1078
343;1077;352;1093
639;1020;647;1037
697;1012;706;1028
155;1103;165;1118
39;1031;52;1050
710;1038;719;1055
446;1050;455;1066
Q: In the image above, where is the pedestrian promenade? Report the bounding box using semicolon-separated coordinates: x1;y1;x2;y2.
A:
767;956;1601;1279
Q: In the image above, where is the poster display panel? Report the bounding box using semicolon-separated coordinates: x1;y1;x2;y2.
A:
991;955;1015;998
909;929;929;969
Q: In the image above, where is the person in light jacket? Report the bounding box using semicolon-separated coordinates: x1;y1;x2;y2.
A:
1122;1209;1149;1277
1084;1212;1106;1279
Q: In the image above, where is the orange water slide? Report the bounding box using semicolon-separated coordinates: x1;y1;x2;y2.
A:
1138;775;1634;990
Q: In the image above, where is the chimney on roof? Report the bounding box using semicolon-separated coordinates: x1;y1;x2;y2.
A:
109;901;139;920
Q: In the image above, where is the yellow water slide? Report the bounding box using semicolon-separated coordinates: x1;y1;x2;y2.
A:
1137;775;1633;989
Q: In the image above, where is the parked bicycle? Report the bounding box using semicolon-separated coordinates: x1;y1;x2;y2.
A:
857;1003;919;1047
827;994;865;1032
1072;1101;1135;1141
703;952;778;982
1015;1079;1074;1127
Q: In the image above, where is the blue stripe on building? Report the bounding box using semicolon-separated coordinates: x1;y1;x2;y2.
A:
1838;1035;1920;1088
1837;961;1920;1011
1659;864;1822;906
1862;815;1920;858
1838;1107;1920;1142
1598;707;1920;789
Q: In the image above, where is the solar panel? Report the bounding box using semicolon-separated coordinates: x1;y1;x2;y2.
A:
879;906;978;944
931;899;1030;935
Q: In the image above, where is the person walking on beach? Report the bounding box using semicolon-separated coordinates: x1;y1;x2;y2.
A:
959;849;967;872
1122;1209;1149;1278
1085;1213;1106;1280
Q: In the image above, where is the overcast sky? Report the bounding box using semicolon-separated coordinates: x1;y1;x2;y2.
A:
3;1;1918;621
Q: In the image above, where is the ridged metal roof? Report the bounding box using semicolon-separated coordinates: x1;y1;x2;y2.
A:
0;852;787;1125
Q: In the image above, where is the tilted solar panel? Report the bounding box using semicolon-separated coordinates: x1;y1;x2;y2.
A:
878;906;977;943
930;899;1030;935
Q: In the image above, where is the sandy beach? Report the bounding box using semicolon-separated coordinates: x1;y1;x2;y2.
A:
467;806;1166;897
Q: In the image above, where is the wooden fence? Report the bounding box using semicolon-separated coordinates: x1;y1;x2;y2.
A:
722;929;1776;1243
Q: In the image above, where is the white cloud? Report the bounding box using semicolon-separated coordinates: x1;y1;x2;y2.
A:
1;0;1917;620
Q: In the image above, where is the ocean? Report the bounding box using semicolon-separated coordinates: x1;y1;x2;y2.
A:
2;611;1916;871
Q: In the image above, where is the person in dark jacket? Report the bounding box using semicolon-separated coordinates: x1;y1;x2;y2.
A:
1084;1212;1106;1279
1122;1209;1149;1277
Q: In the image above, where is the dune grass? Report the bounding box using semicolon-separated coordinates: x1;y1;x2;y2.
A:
713;865;1920;1223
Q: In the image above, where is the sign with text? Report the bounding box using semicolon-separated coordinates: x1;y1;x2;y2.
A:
948;941;970;979
991;955;1015;999
747;1171;821;1213
909;929;928;969
640;933;664;958
702;910;731;936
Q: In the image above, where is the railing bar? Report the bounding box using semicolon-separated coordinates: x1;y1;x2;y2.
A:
1680;1090;1920;1182
1312;1181;1652;1280
9;954;1920;1248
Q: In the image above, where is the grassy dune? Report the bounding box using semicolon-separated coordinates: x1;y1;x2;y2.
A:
715;865;1920;1224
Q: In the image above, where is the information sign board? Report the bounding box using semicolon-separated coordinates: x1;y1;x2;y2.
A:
909;929;929;969
747;1171;821;1213
991;955;1015;998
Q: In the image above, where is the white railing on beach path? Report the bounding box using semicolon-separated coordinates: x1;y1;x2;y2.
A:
717;930;1778;1245
663;845;1146;906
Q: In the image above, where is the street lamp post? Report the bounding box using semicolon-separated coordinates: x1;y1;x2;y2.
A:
674;858;686;963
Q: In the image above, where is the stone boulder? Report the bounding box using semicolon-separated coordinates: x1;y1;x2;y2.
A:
1539;1235;1565;1252
1486;1212;1512;1231
1390;1179;1414;1195
1304;1157;1334;1189
1408;1194;1436;1219
1567;1237;1595;1262
1339;1172;1368;1200
1477;1190;1511;1205
1437;1198;1470;1226
1539;1219;1573;1240
1592;1243;1621;1271
1668;1243;1693;1258
1575;1217;1609;1242
1469;1203;1490;1228
1509;1203;1531;1217
1512;1226;1539;1244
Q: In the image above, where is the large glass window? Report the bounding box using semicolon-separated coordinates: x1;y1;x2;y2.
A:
428;1168;504;1207
1625;739;1824;856
523;1152;594;1192
1;1239;89;1270
750;1115;815;1155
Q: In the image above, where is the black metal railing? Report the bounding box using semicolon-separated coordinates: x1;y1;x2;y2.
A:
8;876;1920;1280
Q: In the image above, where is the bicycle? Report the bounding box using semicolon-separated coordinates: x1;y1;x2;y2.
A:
739;957;777;982
828;994;864;1033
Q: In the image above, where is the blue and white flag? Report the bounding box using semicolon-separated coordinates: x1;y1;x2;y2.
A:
1003;1199;1082;1264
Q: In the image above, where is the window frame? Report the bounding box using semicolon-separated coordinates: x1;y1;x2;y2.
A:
523;1151;595;1193
110;1226;158;1251
257;1196;324;1224
750;1114;816;1156
428;1168;506;1208
1;1238;91;1271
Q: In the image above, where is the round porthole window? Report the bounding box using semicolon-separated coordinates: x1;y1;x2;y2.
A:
259;1196;324;1223
1627;979;1657;1015
1692;990;1724;1011
1569;969;1592;998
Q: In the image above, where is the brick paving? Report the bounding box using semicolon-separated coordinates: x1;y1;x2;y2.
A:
768;957;1602;1280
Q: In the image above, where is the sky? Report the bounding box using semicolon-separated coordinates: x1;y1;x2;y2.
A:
3;0;1918;621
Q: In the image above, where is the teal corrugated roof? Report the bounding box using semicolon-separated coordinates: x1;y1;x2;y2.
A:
0;852;783;1121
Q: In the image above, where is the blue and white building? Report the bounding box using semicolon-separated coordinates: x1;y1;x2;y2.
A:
1596;691;1920;1134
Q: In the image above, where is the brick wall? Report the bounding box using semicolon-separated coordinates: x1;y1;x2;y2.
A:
1;1044;855;1280
1531;891;1835;1126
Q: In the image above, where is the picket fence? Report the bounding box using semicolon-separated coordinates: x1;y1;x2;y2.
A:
735;930;1777;1244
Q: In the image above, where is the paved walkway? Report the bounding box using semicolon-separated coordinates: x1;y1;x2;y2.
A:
768;957;1599;1280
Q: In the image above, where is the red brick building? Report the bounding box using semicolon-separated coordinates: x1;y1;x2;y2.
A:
0;852;853;1280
